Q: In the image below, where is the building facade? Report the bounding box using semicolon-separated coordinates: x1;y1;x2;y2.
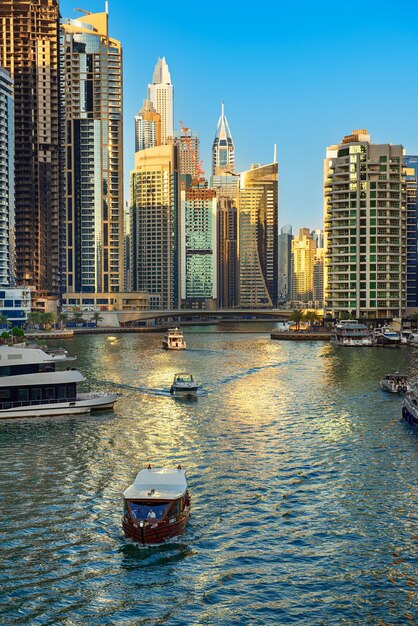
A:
0;0;60;296
135;99;161;152
60;11;124;296
403;155;418;308
212;103;234;176
238;163;278;307
180;182;217;307
278;225;293;303
175;128;200;179
130;144;179;309
324;130;406;319
0;66;14;287
148;57;173;145
291;228;316;303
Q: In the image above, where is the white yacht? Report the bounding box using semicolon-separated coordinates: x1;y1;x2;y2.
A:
0;345;117;419
331;320;373;346
162;328;186;350
170;373;199;398
402;388;418;426
372;325;401;346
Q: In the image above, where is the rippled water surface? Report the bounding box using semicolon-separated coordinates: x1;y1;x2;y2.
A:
1;328;418;625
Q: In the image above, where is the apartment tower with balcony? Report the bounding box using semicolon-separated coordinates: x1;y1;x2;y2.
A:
324;130;406;319
0;66;14;287
60;10;124;297
0;0;60;296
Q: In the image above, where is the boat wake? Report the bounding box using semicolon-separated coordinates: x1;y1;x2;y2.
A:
91;379;208;398
215;359;298;386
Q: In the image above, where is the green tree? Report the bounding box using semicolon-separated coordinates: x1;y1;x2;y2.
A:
39;312;55;330
0;313;8;329
0;330;10;344
26;311;41;330
290;309;305;331
304;310;321;330
91;311;103;327
339;310;350;320
57;313;68;330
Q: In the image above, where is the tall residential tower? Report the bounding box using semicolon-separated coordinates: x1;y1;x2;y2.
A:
324;130;406;319
60;10;124;297
0;66;14;286
0;0;60;295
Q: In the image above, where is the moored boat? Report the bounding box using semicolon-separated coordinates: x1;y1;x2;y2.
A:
162;328;186;350
380;374;410;394
122;466;191;545
170;373;199;398
0;345;117;419
402;388;418;425
330;320;373;346
372;325;401;346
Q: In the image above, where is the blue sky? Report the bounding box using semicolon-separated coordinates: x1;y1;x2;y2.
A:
60;0;418;230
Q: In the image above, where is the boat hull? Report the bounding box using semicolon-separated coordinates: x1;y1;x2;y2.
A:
0;405;91;419
122;510;190;545
76;392;118;410
402;396;418;425
162;342;186;350
381;381;409;393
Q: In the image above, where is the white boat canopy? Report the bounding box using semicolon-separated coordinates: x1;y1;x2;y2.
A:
123;467;187;500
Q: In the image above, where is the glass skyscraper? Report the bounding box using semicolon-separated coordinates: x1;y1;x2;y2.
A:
60;10;124;296
148;57;173;145
212;103;234;176
238;163;278;307
278;225;293;303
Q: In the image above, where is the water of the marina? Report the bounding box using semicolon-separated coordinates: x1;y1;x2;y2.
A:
1;324;418;625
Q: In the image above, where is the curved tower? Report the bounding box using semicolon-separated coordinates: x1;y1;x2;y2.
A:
212;103;235;176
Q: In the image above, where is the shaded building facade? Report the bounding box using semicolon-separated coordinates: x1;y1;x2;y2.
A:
238;163;278;307
403;155;418;308
60;11;124;296
180;182;217;307
0;66;14;286
0;0;60;295
278;225;293;303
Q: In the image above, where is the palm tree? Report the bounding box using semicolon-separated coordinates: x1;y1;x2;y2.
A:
290;309;305;331
57;313;68;330
0;313;8;330
409;312;418;328
304;310;320;330
39;312;55;330
72;311;85;326
91;311;103;327
26;311;41;330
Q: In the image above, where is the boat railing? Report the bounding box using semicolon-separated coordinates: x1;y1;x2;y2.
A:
0;397;77;410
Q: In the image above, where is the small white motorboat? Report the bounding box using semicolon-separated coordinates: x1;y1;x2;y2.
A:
170;373;199;398
380;374;410;394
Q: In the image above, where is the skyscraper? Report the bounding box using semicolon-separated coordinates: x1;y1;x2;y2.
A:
0;66;14;287
291;228;316;303
212;103;235;176
0;0;60;295
278;225;293;303
135;99;161;152
403;155;418;307
324;130;406;319
175;127;200;179
148;57;173;145
238;163;278;307
130;144;179;309
180;181;217;306
60;10;124;296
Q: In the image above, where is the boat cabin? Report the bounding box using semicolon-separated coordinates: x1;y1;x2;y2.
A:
122;467;190;544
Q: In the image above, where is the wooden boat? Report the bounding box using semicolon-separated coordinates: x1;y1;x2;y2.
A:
170;373;199;398
122;466;190;545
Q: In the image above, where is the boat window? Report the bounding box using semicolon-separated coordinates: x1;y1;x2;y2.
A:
57;386;67;400
17;388;29;402
44;387;56;400
168;500;181;518
129;502;168;521
0;366;11;377
30;388;42;401
0;389;10;400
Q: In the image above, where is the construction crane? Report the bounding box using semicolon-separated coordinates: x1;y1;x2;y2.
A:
179;120;204;182
73;8;92;15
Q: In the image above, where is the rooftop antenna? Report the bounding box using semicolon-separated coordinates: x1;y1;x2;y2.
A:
273;143;277;163
105;0;109;13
